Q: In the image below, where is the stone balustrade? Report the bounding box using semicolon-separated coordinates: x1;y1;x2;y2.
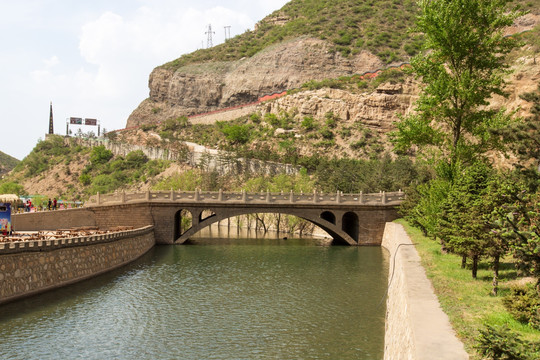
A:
86;190;405;207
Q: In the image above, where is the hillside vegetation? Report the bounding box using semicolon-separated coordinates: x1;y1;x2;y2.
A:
163;0;422;70
0;150;19;177
162;0;540;71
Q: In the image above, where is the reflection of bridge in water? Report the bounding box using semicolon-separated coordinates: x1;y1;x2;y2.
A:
85;190;405;246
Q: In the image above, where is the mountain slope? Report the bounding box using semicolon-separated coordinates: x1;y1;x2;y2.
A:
126;0;423;128
126;0;540;129
0;150;19;177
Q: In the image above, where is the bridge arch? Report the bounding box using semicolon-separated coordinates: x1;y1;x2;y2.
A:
174;209;193;239
171;207;358;246
320;211;336;225
342;212;359;241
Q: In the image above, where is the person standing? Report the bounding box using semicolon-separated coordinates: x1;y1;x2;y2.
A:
47;198;52;211
52;198;57;210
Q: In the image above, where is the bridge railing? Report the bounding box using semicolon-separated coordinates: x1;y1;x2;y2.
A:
85;190;405;207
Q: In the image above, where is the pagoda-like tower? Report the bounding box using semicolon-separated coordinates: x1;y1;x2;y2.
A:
48;102;54;134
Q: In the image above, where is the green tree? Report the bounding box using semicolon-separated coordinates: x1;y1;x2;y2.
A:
0;181;26;196
493;188;540;290
90;145;113;166
220;124;251;145
437;162;495;278
392;0;523;179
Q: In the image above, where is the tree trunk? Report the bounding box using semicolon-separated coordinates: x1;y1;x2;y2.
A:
461;255;467;269
491;254;500;296
255;214;267;233
472;254;479;279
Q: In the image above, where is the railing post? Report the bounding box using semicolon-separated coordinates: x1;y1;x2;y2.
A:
336;190;341;204
313;189;318;203
359;191;364;204
218;188;223;202
121;191;126;204
146;190;151;201
242;189;247;202
290;190;294;203
382;191;387;205
195;189;200;202
97;192;101;205
170;188;175;201
266;189;271;203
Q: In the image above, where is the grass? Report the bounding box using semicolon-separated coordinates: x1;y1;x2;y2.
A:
395;218;540;359
162;0;422;70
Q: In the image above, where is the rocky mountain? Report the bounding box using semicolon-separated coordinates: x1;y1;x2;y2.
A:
126;0;540;131
126;0;425;128
127;37;386;127
0;151;19;177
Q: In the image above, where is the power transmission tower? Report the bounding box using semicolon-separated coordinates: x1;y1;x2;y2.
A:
205;24;215;48
224;26;231;41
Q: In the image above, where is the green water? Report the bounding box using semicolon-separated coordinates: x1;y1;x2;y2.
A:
0;237;389;360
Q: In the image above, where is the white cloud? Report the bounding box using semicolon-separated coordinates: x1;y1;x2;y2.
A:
1;1;290;160
43;56;60;68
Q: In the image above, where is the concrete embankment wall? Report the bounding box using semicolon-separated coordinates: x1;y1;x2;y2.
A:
382;222;469;360
0;226;155;305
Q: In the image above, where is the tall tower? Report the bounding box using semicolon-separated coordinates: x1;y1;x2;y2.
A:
48;101;54;134
205;24;214;48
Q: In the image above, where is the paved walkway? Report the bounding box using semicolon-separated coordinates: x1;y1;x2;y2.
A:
383;223;469;359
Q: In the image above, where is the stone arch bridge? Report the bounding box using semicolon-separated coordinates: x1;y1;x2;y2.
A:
79;190;404;246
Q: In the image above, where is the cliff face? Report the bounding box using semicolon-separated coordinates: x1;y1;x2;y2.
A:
259;82;417;134
126;37;386;128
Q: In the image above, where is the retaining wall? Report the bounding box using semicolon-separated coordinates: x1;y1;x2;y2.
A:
382;222;469;359
0;226;155;305
12;208;97;231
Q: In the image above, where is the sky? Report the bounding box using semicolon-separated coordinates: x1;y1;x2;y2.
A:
0;0;290;160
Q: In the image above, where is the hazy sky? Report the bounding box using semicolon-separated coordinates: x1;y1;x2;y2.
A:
0;0;289;160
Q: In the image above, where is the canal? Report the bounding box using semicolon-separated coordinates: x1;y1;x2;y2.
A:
0;231;389;360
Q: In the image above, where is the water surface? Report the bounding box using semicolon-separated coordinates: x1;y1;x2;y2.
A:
0;236;388;360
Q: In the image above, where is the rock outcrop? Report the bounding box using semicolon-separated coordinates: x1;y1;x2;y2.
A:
259;82;418;134
126;37;387;128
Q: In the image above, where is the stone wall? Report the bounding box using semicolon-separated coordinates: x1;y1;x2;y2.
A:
12;205;154;233
12;208;97;231
68;136;299;177
382;222;469;360
0;226;155;305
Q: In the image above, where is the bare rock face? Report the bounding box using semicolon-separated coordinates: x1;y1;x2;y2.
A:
126;37;386;128
260;81;418;134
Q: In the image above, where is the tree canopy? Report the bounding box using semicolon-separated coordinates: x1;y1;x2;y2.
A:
392;0;524;179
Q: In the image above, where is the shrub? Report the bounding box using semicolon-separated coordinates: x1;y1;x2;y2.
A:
319;126;334;140
476;325;540;360
79;173;92;186
90;146;113;166
301;116;316;131
503;285;540;330
126;150;149;168
0;181;26;196
220;124;251;144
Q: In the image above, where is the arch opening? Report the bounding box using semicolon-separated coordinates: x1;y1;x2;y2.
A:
320;211;336;225
342;212;359;242
174;208;356;246
200;209;216;222
174;209;193;239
